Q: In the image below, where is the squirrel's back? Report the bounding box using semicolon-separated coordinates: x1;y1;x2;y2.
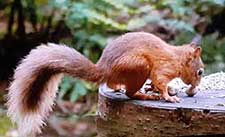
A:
7;32;199;136
97;32;171;74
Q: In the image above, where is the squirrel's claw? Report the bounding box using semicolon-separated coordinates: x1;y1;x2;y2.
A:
163;95;180;103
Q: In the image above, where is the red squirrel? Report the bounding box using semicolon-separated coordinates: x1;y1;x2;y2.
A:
6;32;204;136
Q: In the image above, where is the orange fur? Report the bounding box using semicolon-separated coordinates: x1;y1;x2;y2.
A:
7;32;204;136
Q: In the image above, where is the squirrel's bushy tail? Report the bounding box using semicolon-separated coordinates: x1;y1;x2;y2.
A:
6;43;103;136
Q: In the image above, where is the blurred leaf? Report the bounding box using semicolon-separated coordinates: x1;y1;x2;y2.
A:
89;34;107;48
171;31;195;45
76;81;88;96
0;113;14;135
70;81;88;102
59;76;74;98
127;18;146;30
160;19;195;33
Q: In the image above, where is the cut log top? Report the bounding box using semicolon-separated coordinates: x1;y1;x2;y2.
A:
97;84;225;137
99;84;225;112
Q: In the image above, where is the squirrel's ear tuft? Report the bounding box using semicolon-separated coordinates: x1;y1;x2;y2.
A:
193;47;202;58
190;34;202;48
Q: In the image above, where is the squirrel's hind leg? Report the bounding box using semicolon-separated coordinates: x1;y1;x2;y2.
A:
108;55;160;100
124;74;160;100
107;82;125;92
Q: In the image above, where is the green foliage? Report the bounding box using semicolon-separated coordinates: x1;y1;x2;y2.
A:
50;0;225;101
53;0;136;100
1;0;225;102
145;0;225;74
172;32;225;74
59;76;97;102
137;0;225;33
0;111;14;135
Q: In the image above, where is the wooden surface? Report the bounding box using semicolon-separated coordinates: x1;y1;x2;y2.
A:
97;84;225;137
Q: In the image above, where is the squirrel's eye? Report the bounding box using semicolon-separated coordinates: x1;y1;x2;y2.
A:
197;68;204;76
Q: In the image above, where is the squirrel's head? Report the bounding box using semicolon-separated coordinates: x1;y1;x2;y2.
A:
181;35;204;87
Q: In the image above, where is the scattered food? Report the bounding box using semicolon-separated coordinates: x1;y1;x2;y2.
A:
143;72;225;94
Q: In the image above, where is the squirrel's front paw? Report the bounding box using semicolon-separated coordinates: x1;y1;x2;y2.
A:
163;95;180;103
186;87;198;97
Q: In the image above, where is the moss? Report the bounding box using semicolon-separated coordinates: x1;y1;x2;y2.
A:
0;112;14;136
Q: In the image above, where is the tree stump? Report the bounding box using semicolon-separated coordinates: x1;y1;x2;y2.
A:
97;84;225;137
